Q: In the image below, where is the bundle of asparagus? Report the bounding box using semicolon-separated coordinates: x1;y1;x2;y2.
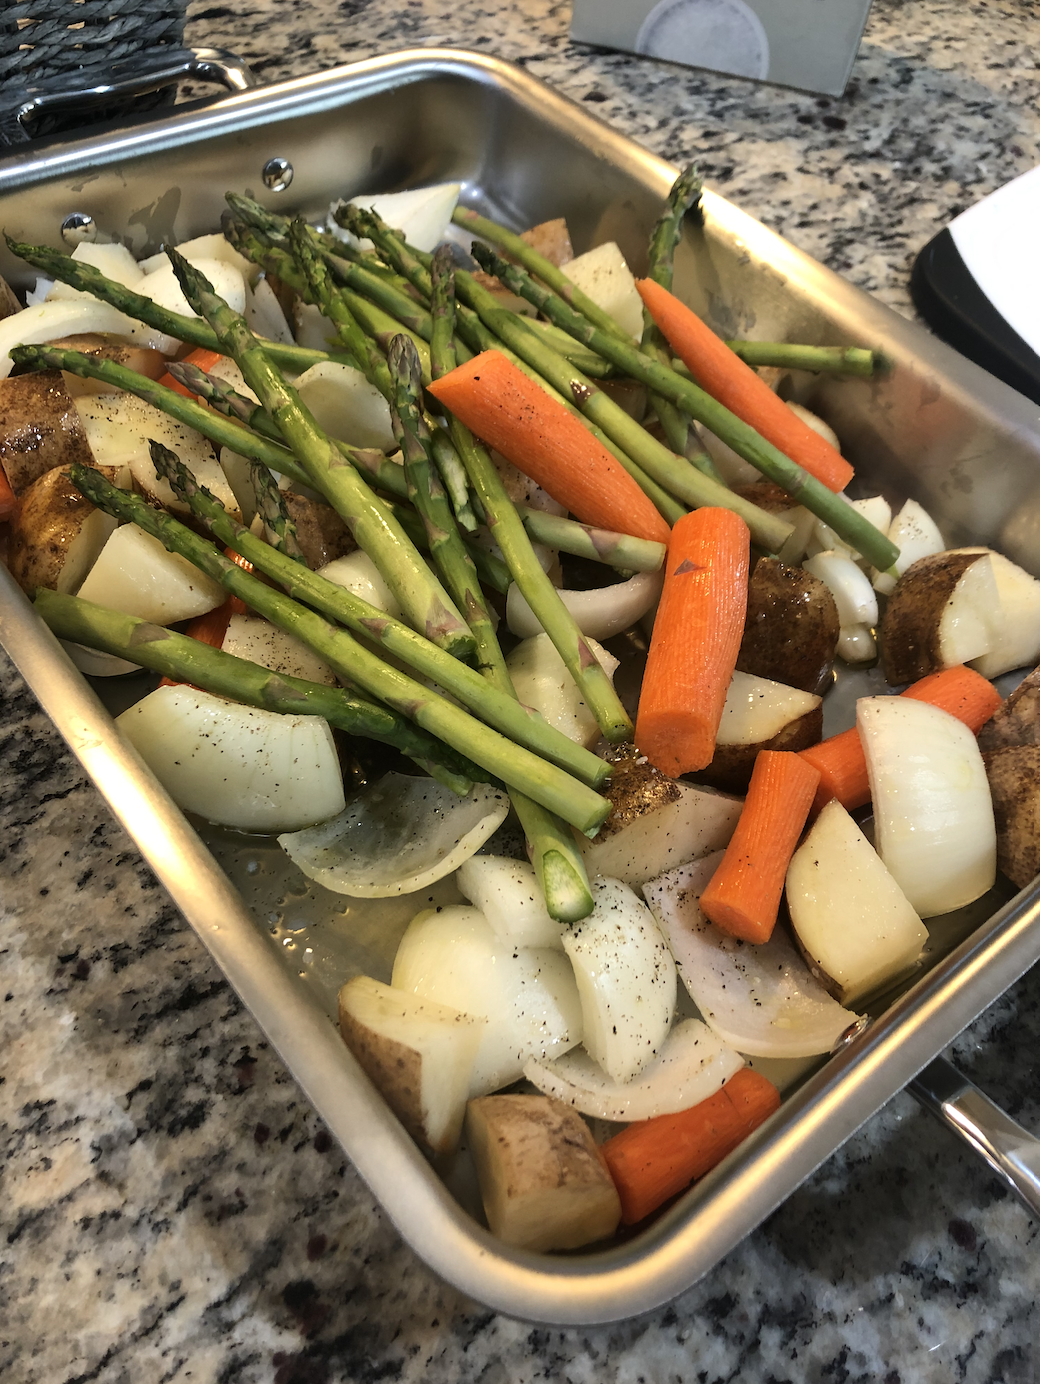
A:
6;162;897;921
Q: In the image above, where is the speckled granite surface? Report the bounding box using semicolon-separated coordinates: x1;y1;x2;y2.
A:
3;2;1040;1380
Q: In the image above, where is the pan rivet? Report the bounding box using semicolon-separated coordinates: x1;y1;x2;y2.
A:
262;157;294;192
60;213;97;246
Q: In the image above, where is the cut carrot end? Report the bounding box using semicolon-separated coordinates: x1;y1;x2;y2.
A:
700;749;820;944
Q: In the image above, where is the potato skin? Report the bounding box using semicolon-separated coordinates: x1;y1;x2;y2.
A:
983;745;1040;889
697;703;823;793
7;466;102;594
519;218;574;267
879;550;983;685
0;370;95;494
282;491;358;569
338;1004;427;1149
736;557;839;695
978;667;1040;752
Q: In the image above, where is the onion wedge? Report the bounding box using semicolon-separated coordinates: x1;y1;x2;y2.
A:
506;569;664;640
524;1019;743;1122
644;854;860;1058
278;773;509;897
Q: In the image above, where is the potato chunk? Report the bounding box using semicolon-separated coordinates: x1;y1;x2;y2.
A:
736;557;839;695
339;976;485;1153
0;370;95;493
466;1094;621;1251
984;745;1040;889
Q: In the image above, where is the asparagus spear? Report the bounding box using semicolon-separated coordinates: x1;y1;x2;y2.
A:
36;588;478;793
516;509;665;572
428;255;595;922
388;333;509;689
163;247;476;660
4;234;346;376
251;459;305;561
706;343;876;377
640;167;722;484
477;247;901;572
520;319;616;378
427;251;634;747
451;205;632;343
71;458;611;834
138;449;611;790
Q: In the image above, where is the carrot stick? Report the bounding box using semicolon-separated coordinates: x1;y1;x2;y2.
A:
636;279;855;494
427;349;672;544
700;749;820;944
601;1069;781;1225
635;507;750;775
0;465;15;520
800;663;1001;814
159;346;224;399
158;549;251;687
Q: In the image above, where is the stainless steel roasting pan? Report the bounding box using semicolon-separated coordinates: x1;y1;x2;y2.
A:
2;48;1040;1325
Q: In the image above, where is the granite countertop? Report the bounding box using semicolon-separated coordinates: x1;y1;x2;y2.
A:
3;2;1040;1380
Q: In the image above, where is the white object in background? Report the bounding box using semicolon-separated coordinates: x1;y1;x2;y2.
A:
949;165;1040;358
636;0;770;80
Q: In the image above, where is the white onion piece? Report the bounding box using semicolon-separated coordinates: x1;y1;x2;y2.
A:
0;299;171;378
221;614;337;685
505;633;620;748
332;182;461;254
391;904;582;1097
644;854;860;1058
245;277;294;345
118;686;345;832
48;242;144;295
812;495;892;560
507;569;663;640
562;877;676;1084
803;550;878;627
278;773;509;898
318;550;403;619
489;450;566;516
524;1019;744;1122
294;300;339;351
77;524;223;624
786;401;841;451
858;696;996;917
837;623;877;664
455;856;564;949
697;423;763;486
139;233;254;280
139;258;246;320
873;499;945;594
61;641;140;677
562;242;644;341
295;360;396;453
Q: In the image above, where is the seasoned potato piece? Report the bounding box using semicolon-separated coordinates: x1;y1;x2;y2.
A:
984;745;1040;889
0;370;95;493
48;332;167;397
736;557;840;694
338;976;485;1154
7;464;120;595
978;666;1040;753
0;272;21;320
282;491;358;569
699;705;823;793
879;550;996;685
520;218;574;267
466;1094;621;1251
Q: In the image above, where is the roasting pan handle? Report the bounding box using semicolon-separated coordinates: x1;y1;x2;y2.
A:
0;47;258;147
909;1055;1040;1218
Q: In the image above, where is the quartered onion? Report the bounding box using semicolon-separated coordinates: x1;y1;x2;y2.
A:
524;1018;743;1122
644;854;860;1058
506;569;664;640
278;773;510;897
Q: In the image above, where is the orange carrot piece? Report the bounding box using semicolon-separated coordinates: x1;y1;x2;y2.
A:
635;507;750;776
157;569;250;688
601;1069;781;1225
158;347;224;399
700;750;820;944
426;349;671;544
636;278;855;494
0;464;15;520
800;663;1001;814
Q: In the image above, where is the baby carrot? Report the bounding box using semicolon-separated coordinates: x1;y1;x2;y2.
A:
158;550;250;687
700;749;820;944
636;279;854;494
427;349;671;544
800;663;1001;813
635;507;750;776
601;1068;781;1225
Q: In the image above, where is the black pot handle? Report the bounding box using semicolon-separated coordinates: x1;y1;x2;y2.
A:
0;46;258;147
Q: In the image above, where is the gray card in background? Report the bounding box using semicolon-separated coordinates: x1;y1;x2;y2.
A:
571;0;874;97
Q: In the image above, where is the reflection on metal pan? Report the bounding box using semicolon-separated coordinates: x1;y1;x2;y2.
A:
636;0;769;80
